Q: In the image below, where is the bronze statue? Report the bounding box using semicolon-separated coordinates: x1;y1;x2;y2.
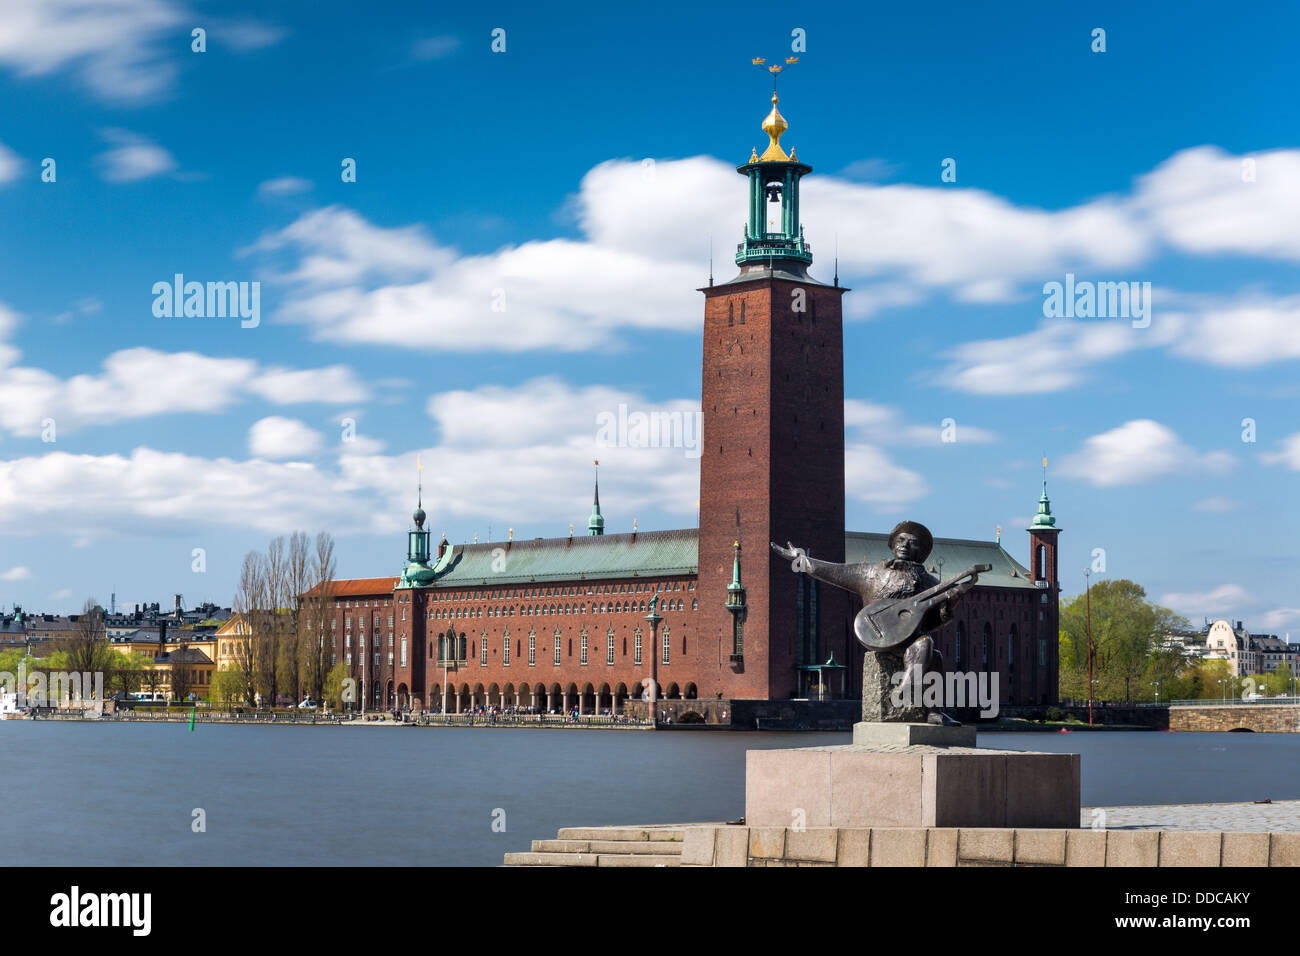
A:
772;521;987;725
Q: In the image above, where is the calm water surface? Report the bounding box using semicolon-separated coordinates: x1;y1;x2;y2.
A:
4;723;1298;866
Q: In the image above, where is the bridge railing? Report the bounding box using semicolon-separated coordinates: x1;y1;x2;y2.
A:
1166;696;1300;707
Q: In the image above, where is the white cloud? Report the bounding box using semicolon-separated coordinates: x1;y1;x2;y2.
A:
247;365;369;405
257;176;312;199
845;445;927;512
245;144;1300;355
1262;432;1300;471
0;141;20;183
1159;584;1250;617
410;35;459;61
248;416;323;459
1162;292;1300;368
96;128;176;182
0;447;368;536
1136;146;1300;261
210;19;286;52
0;347;370;437
1192;497;1241;513
1259;608;1300;633
845;399;996;445
0;566;30;581
1060;419;1234;487
0;2;285;102
0;0;184;101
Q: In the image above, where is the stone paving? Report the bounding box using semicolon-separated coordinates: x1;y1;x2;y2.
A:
1083;799;1300;831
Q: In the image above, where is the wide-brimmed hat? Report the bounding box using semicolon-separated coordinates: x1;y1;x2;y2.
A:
887;520;933;561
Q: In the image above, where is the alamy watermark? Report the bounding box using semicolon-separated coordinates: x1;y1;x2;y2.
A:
1043;273;1150;328
152;274;260;328
595;404;702;459
889;668;1000;718
1;664;104;709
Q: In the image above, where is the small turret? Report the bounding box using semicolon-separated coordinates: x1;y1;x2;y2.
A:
588;468;605;536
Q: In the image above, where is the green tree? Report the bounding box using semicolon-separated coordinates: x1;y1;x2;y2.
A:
323;661;351;711
210;667;247;708
1059;579;1190;702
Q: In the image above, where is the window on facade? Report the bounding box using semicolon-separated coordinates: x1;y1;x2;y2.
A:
662;625;671;665
528;633;536;666
503;634;510;666
634;628;643;665
553;633;561;665
481;638;488;666
580;631;588;665
607;630;615;665
400;637;407;667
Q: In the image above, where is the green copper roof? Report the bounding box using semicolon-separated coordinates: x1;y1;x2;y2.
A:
844;532;1039;590
1029;480;1058;531
433;529;698;586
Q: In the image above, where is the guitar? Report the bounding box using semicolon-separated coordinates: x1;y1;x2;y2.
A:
854;564;991;652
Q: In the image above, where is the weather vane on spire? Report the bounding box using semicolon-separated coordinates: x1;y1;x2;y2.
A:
752;55;799;91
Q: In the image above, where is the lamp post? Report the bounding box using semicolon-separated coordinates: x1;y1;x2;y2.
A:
645;592;663;725
1151;680;1160;706
1084;569;1094;726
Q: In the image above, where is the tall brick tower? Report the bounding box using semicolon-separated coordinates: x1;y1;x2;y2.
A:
696;88;848;701
1028;474;1062;704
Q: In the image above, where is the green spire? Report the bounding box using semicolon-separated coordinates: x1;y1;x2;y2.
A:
587;470;604;536
1030;479;1057;531
726;542;746;609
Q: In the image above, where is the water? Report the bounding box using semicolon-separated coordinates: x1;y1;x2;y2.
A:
4;723;1299;866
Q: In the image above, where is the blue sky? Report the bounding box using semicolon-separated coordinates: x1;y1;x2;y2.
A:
1;0;1298;635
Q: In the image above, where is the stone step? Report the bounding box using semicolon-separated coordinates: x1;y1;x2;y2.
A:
504;850;680;868
556;827;685;842
595;854;680;867
531;839;684;855
504;851;599;867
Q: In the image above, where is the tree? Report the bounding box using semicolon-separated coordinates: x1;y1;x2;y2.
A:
323;661;351;711
169;640;193;701
232;551;266;707
59;597;115;674
211;667;247;708
1059;579;1190;702
107;652;150;697
300;532;336;704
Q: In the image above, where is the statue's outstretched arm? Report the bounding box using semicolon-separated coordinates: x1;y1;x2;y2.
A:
802;555;862;593
771;541;861;593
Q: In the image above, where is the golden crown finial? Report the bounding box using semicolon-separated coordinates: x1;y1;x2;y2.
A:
752;54;794;163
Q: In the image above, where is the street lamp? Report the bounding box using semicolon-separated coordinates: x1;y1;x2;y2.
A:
1084;568;1094;726
645;590;663;724
1151;680;1160;705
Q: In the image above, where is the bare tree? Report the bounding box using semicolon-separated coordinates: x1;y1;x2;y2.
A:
300;532;336;703
61;597;113;676
282;531;310;703
170;640;193;701
233;550;266;708
260;536;287;706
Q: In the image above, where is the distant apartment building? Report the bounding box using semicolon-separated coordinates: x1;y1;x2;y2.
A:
1203;619;1297;677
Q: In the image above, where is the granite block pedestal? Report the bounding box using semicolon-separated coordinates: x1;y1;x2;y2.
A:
746;724;1079;830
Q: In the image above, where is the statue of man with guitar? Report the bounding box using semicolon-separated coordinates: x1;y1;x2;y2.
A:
772;521;988;726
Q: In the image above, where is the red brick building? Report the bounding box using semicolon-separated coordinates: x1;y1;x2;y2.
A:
320;92;1062;720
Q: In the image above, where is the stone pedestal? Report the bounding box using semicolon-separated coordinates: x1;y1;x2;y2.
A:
745;743;1080;829
862;649;925;722
852;720;975;748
